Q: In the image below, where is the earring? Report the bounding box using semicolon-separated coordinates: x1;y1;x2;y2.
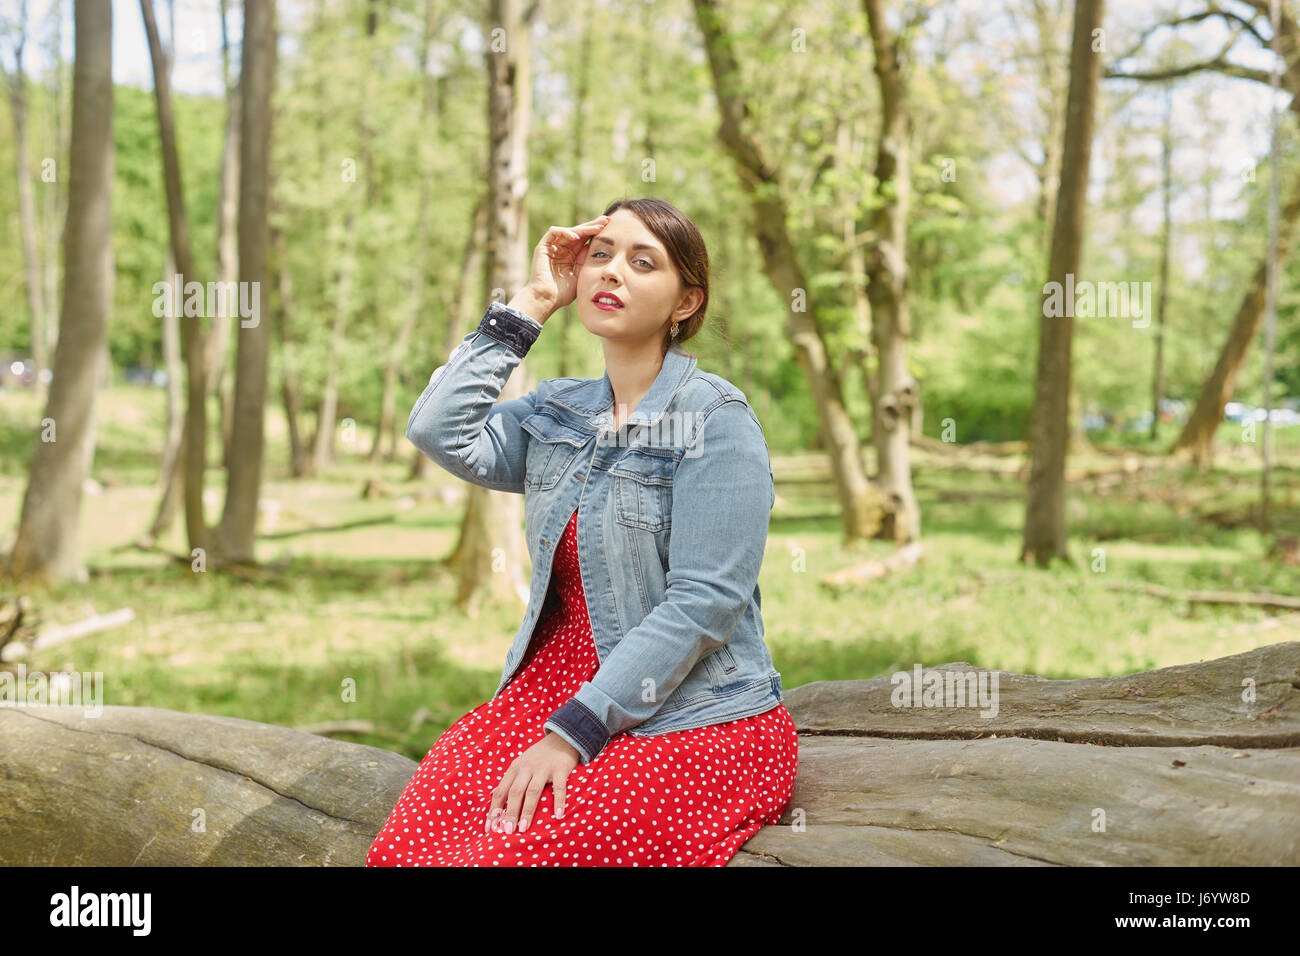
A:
671;321;679;338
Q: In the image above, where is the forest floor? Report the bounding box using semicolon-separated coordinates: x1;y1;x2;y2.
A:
1;384;1297;761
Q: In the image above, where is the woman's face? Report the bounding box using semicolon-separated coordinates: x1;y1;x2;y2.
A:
578;209;700;347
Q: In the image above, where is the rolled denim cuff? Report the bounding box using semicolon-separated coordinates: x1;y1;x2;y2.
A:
543;697;610;765
476;301;542;358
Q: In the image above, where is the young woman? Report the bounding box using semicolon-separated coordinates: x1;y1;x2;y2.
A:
366;197;797;867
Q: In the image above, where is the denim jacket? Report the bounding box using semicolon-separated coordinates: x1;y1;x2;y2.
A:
405;300;784;764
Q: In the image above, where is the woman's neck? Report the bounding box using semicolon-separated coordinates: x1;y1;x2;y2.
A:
604;341;664;429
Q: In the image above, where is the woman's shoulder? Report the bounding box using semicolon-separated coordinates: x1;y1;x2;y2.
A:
679;364;759;418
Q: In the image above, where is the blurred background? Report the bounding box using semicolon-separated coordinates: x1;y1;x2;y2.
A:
0;0;1295;760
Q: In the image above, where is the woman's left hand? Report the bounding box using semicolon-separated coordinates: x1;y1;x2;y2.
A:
486;732;581;835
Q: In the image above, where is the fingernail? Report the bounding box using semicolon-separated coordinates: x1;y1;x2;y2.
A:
519;816;529;832
503;820;514;834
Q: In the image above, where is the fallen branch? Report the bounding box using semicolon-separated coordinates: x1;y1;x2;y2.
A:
1099;580;1300;612
821;541;924;588
1;607;135;662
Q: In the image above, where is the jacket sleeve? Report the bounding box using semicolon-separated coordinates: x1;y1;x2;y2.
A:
542;398;775;763
405;300;545;494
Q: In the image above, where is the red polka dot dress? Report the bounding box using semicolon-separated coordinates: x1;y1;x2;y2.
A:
366;505;799;866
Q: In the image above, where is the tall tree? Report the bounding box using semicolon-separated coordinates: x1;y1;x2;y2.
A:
140;0;208;553
215;0;276;565
1010;0;1094;453
443;0;536;611
208;0;242;462
7;0;113;583
861;0;927;545
692;0;885;545
1021;0;1105;567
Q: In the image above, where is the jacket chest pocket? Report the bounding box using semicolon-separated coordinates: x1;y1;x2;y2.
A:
521;414;589;492
610;448;675;531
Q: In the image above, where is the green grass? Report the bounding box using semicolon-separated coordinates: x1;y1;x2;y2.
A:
2;384;1297;761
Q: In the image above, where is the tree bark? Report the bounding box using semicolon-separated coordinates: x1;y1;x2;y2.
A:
1021;0;1105;568
6;0;113;583
215;0;276;565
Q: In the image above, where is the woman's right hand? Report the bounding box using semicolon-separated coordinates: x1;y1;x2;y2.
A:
522;216;611;318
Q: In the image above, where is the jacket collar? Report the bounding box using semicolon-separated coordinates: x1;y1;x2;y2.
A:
549;346;698;431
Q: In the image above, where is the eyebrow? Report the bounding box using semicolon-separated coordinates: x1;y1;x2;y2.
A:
591;236;663;255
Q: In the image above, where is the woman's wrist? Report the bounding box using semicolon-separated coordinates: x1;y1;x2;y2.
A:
507;289;556;326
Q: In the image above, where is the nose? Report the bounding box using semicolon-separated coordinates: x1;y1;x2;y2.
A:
599;252;627;286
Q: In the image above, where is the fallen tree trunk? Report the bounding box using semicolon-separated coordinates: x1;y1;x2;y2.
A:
0;643;1296;866
0;705;414;866
735;641;1300;866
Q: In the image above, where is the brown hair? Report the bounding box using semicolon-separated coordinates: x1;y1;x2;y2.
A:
600;197;710;357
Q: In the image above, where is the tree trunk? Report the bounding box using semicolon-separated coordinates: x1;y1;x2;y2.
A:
143;247;185;545
215;0;276;566
6;0;113;584
271;216;309;478
209;0;241;468
863;0;922;545
692;0;883;545
1021;0;1105;568
141;0;209;555
445;0;534;611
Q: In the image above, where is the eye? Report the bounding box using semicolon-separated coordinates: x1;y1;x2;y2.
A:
591;250;654;268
